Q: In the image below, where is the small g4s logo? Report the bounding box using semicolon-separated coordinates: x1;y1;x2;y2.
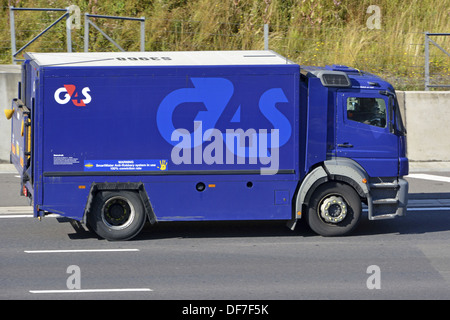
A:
54;84;92;107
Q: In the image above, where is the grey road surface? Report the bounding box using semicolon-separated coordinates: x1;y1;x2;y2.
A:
1;166;450;302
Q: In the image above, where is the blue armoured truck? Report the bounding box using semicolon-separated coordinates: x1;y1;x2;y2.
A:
5;50;408;240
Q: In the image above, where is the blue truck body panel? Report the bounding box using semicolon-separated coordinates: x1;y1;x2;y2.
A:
41;65;300;174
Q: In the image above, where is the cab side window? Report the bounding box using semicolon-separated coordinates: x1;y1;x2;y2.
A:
347;97;387;128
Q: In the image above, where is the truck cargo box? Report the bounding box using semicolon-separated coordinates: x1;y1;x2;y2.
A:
12;51;301;227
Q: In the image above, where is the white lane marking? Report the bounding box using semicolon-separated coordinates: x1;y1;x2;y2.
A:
0;214;59;219
0;215;34;218
0;206;33;214
24;249;139;253
0;207;60;218
408;173;450;183
407;207;450;212
29;288;152;294
362;207;450;213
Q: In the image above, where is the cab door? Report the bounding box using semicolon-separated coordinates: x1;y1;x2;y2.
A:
335;91;399;177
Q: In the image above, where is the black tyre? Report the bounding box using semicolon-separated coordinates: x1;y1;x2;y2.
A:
306;182;361;236
88;191;146;241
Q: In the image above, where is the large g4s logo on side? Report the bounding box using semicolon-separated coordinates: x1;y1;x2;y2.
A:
157;77;292;148
54;85;92;106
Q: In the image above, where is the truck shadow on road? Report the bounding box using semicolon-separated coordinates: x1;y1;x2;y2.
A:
354;213;450;236
64;214;450;240
63;192;450;240
135;210;450;240
354;192;450;236
63;219;317;241
136;220;316;240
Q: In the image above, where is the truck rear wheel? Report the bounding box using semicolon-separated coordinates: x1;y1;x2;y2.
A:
306;182;361;236
89;191;146;241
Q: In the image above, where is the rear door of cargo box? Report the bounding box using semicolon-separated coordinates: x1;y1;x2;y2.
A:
10;60;37;199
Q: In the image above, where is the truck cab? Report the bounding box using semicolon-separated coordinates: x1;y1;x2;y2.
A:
294;64;408;236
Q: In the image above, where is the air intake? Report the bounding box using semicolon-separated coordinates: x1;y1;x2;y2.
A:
313;70;351;88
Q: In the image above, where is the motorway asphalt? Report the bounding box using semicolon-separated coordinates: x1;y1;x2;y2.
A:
1;163;450;301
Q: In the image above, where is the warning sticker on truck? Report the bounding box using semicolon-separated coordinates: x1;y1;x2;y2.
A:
84;159;168;172
54;154;80;165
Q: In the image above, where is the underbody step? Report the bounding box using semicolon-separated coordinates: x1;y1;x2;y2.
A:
370;182;400;189
373;198;398;205
369;213;398;220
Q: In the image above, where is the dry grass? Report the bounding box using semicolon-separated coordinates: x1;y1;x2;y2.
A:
0;0;448;90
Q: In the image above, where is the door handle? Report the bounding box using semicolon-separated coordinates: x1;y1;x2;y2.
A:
338;143;354;148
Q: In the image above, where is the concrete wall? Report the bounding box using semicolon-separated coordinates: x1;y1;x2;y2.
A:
0;65;21;162
401;91;450;162
0;65;448;164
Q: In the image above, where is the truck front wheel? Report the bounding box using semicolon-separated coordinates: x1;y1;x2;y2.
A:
89;191;146;241
306;182;361;236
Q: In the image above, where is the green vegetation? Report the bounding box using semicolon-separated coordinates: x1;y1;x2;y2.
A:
0;0;449;90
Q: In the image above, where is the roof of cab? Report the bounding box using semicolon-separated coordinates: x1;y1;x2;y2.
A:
301;64;393;90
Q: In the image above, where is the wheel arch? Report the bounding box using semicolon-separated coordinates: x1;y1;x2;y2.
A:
82;182;157;226
295;158;370;220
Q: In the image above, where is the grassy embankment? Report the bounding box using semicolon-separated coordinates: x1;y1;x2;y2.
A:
0;0;448;90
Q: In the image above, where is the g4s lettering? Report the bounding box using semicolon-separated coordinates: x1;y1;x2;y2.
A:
54;85;92;106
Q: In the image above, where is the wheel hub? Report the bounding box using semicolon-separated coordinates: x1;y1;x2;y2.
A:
102;196;135;230
320;196;347;223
